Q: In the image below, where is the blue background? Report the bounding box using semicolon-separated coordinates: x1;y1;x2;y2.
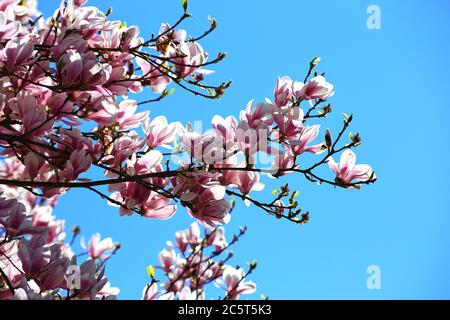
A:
38;0;450;299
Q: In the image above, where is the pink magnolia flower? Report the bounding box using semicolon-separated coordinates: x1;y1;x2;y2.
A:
236;171;264;196
215;160;241;187
159;248;177;273
58;50;110;89
0;0;40;24
327;150;375;188
173;41;208;78
81;233;116;260
0;11;21;40
65;149;92;181
1;36;34;72
142;115;179;149
105;66;142;96
272;151;295;176
136;57;171;93
24;152;44;179
239;100;273;131
187;189;231;227
274;76;294;107
206;226;228;251
290;125;324;155
69;259;114;300
108;151;177;219
54;128;101;162
0;242;23;299
212;115;238;142
118;26;143;50
179;124;226;164
96;281;120;300
0;200;45;237
8;94;52;136
175;222;201;252
52;33;88;59
157;23;187;54
89;100;148;130
221;266;256;300
142;282;159;300
31;205;65;243
18;236;69;286
45;93;80;126
295;75;334;101
101;131;145;171
173;171;231;226
37;255;70;291
272;106;304;142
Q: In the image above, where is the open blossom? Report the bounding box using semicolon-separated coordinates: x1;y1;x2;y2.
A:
81;233;117;260
65;149;92;181
0;36;33;71
173;171;231;226
58;50;110;89
136;57;171;93
239;100;273;130
142;282;160;300
272;106;304;141
0;11;21;40
173;41;209;78
237;171;264;196
69;258;119;300
89;100;148;130
221;266;256;300
108;151;177;219
0;198;44;237
143;115;179;149
295;75;334;101
290;125;324;155
327;150;375;188
274;76;294;107
272;151;295;176
205;226;227;251
158;248;177;273
174;222;201;252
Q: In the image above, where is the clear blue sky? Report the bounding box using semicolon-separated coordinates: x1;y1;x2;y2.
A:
39;0;450;299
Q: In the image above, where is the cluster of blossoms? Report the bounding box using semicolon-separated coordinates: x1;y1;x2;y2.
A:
0;0;377;300
0;157;119;300
142;222;256;300
0;0;376;227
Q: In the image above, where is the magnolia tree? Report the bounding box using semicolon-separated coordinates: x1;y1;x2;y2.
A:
0;0;376;300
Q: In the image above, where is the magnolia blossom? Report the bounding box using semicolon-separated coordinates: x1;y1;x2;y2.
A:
221;266;256;299
0;0;375;301
295;75;334;101
237;171;265;196
58;51;110;89
89;100;148;130
143;115;179;149
0;156;117;301
0;11;20;40
81;233;117;260
174;222;201;252
136;57;171;93
327;150;375;188
173;41;209;78
290;125;324;155
142;223;256;301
